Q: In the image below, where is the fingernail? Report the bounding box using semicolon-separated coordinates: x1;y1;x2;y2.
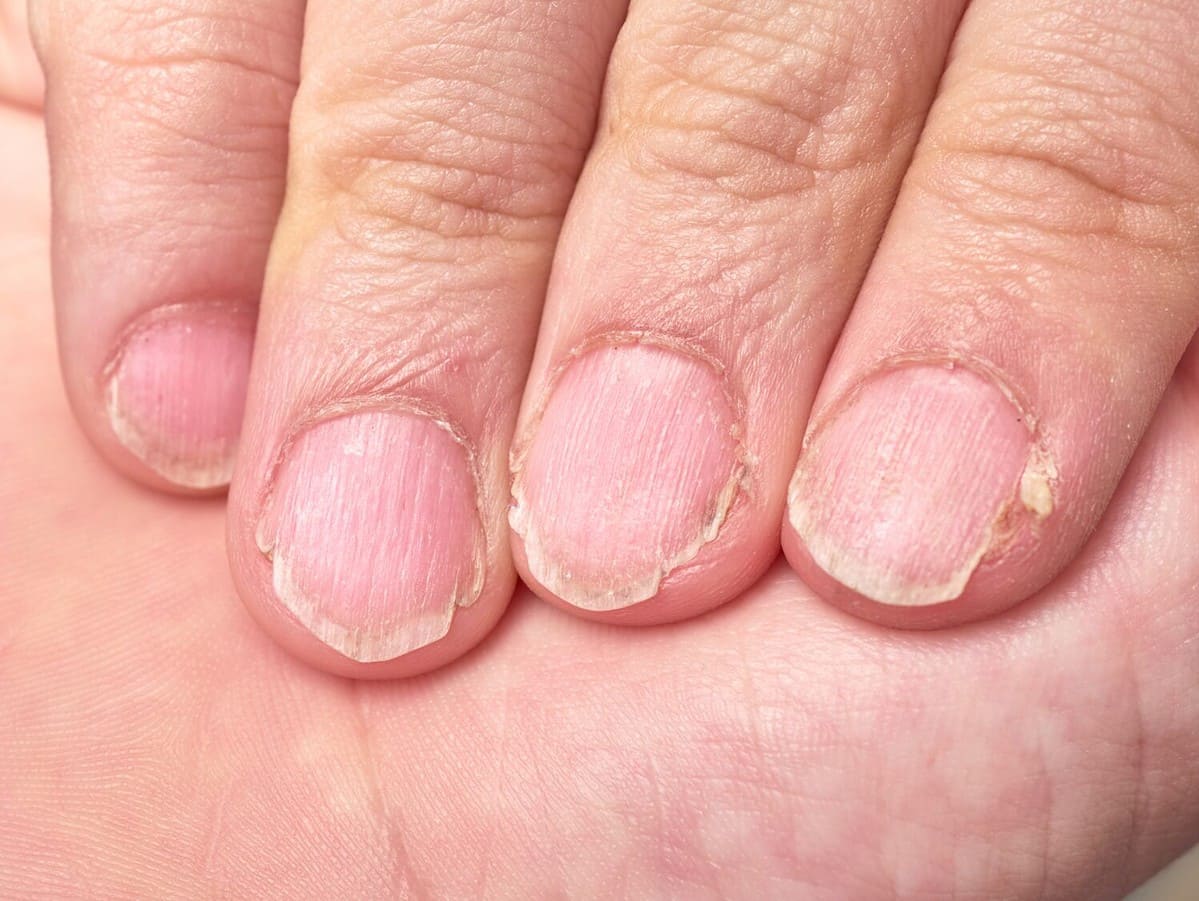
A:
788;363;1051;607
256;411;484;662
105;304;253;489
511;342;743;611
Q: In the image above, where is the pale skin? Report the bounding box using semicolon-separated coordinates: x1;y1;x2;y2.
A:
3;0;1199;895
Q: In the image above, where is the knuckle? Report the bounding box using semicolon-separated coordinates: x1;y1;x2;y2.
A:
293;100;565;250
605;0;928;199
288;28;590;249
33;0;298;85
34;0;297;152
919;11;1199;252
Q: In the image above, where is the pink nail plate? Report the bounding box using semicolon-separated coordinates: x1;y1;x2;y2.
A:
256;411;484;662
105;305;254;489
788;363;1049;607
511;342;743;611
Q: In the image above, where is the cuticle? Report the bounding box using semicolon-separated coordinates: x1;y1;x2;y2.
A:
510;329;751;489
803;353;1045;452
99;300;256;394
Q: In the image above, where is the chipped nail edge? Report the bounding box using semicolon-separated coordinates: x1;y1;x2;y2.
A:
787;356;1058;608
254;403;488;662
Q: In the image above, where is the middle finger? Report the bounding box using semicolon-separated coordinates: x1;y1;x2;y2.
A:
510;0;970;621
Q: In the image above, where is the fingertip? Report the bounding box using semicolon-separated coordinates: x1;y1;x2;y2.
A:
782;362;1068;628
509;341;745;613
36;0;300;494
508;338;783;627
226;408;516;679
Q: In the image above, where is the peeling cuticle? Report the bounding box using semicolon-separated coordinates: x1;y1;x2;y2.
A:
510;332;747;611
1019;448;1058;521
255;403;486;662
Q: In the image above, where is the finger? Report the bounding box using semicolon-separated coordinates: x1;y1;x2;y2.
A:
783;0;1199;626
226;0;628;676
509;0;970;622
361;379;1199;896
0;0;41;108
5;162;1199;893
32;0;303;491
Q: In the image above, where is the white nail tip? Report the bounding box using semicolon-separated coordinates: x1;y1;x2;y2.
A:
106;379;234;489
511;454;744;612
270;548;460;663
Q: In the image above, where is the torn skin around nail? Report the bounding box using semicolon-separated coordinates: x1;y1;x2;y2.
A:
510;340;746;611
788;363;1057;609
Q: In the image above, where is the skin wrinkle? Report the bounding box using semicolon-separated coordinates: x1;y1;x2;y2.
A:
927;30;1199;225
612;0;928;194
75;50;299;89
349;683;425;899
924;141;1191;250
289;108;579;249
36;6;301;129
1114;633;1149;898
287;6;606;248
74;98;285;174
322;181;561;253
267;296;525;447
989;6;1196;118
901;180;1195;375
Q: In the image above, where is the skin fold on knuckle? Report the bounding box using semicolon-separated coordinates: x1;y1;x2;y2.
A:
31;0;299;92
602;0;932;202
285;8;600;257
919;3;1199;257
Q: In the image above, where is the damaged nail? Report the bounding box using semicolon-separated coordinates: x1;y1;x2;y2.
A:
511;340;744;611
788;362;1054;607
104;303;254;489
256;410;484;661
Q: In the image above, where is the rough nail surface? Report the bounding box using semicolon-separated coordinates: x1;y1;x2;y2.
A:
256;411;483;662
789;363;1045;607
105;305;253;489
511;342;742;611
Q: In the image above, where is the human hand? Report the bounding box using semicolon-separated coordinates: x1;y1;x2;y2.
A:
20;0;1199;676
3;93;1199;898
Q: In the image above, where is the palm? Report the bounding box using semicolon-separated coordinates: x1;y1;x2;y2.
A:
4;106;1199;899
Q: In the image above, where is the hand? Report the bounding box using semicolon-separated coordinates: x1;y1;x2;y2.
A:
3;96;1199;899
20;0;1199;676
